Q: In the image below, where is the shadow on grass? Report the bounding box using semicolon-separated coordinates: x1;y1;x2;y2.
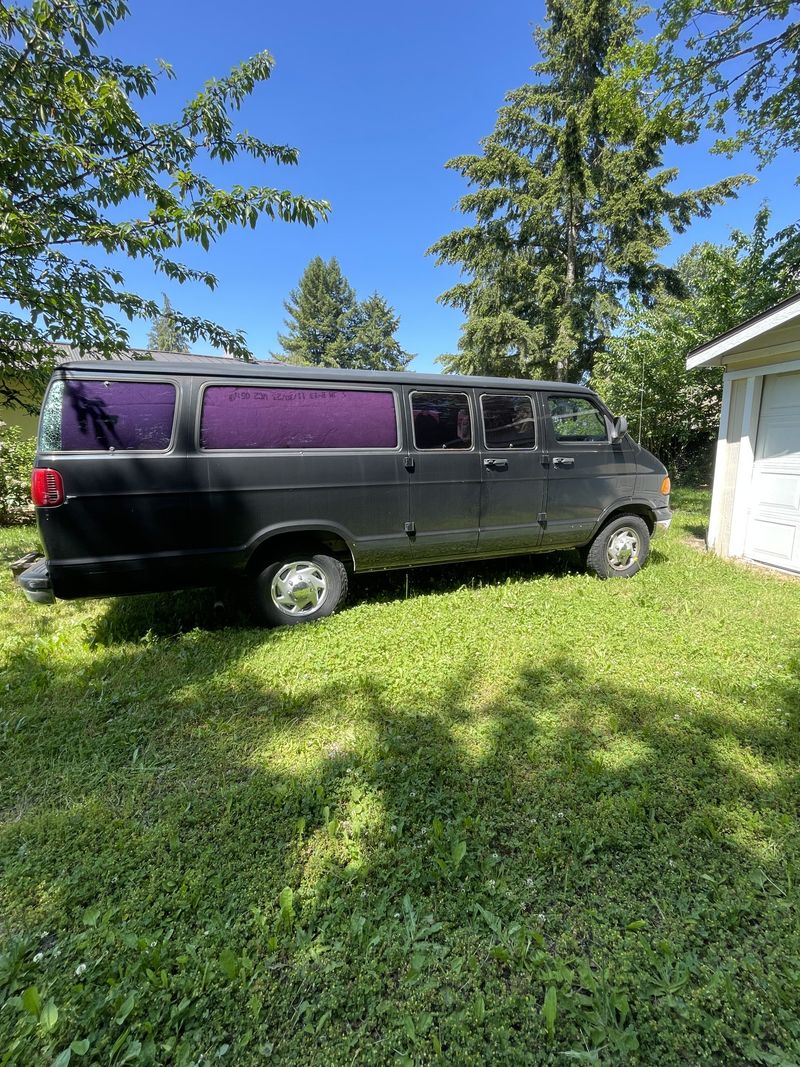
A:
0;524;40;565
684;524;708;542
88;585;253;642
1;622;798;1062
348;548;587;610
90;539;675;643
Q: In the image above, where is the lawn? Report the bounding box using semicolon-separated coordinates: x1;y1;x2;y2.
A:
1;489;798;1066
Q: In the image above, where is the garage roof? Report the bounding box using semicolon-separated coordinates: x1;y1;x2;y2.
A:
686;291;800;370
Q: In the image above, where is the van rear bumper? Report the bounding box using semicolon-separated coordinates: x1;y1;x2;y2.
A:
11;554;55;605
653;506;672;532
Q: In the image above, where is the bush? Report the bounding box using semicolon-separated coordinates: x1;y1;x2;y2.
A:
0;423;35;525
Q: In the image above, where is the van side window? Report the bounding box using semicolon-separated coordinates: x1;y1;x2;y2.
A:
200;386;398;450
481;394;536;449
39;379;177;452
410;392;472;450
548;396;608;442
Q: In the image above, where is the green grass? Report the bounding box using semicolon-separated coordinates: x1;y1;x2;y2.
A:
1;490;799;1066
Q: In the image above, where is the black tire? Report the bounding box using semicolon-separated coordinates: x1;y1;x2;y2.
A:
585;515;650;579
253;552;348;626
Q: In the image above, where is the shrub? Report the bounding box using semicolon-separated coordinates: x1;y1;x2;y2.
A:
0;423;35;525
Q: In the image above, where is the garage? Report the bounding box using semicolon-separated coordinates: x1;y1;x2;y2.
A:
687;294;800;576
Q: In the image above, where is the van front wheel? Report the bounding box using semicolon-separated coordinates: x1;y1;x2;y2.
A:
585;515;650;579
254;553;348;626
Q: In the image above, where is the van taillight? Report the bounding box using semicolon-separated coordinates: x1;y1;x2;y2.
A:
31;468;65;507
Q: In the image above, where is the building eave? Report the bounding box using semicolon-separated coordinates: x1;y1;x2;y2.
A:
686;292;800;370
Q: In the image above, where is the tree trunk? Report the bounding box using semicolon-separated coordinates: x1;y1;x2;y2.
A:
557;194;578;382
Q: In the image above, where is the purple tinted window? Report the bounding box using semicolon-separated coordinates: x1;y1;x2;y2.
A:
200;386;398;450
59;380;176;451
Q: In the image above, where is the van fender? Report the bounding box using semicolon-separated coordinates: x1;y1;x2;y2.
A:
244;521;358;573
589;498;657;539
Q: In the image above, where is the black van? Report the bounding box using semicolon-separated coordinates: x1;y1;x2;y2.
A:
15;360;671;624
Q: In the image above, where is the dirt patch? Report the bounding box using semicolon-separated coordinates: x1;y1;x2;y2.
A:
682;532;707;551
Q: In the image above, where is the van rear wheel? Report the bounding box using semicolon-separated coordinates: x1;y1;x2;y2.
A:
254;553;348;626
585;515;650;579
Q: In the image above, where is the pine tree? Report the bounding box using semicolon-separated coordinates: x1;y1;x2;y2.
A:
147;295;190;353
351;293;414;371
277;257;357;366
276;258;413;369
429;0;749;382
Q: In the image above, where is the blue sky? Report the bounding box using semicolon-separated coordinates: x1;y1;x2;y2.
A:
107;0;798;372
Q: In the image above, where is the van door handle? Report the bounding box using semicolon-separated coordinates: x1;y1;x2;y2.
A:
483;458;509;471
553;457;574;468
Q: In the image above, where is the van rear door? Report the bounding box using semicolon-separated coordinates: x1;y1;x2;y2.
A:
35;373;195;598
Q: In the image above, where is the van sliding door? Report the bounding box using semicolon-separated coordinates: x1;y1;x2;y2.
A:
477;392;546;555
405;388;481;562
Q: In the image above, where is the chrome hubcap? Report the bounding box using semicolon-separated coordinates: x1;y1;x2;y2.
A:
607;527;639;570
270;561;328;615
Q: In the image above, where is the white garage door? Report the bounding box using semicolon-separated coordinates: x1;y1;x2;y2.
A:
744;370;800;573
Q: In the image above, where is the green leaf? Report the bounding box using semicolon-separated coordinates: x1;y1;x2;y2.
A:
22;985;42;1016
410;951;427;973
50;1051;71;1067
278;886;294;930
114;992;136;1025
476;904;502;937
218;948;239;981
473;993;485;1024
626;919;647;931
70;1041;90;1057
451;840;467;868
279;886;293;912
542;985;557;1038
39;999;59;1033
119;1040;142;1064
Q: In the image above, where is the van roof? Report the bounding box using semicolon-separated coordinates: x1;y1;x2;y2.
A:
57;359;596;395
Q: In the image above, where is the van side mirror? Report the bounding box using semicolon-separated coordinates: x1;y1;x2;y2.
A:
612;415;628;442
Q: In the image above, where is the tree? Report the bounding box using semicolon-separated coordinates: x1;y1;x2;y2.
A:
654;1;800;174
147;294;190;353
593;207;790;478
351;293;413;371
650;0;800;275
276;257;413;370
0;0;328;410
277;257;358;367
428;0;748;382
